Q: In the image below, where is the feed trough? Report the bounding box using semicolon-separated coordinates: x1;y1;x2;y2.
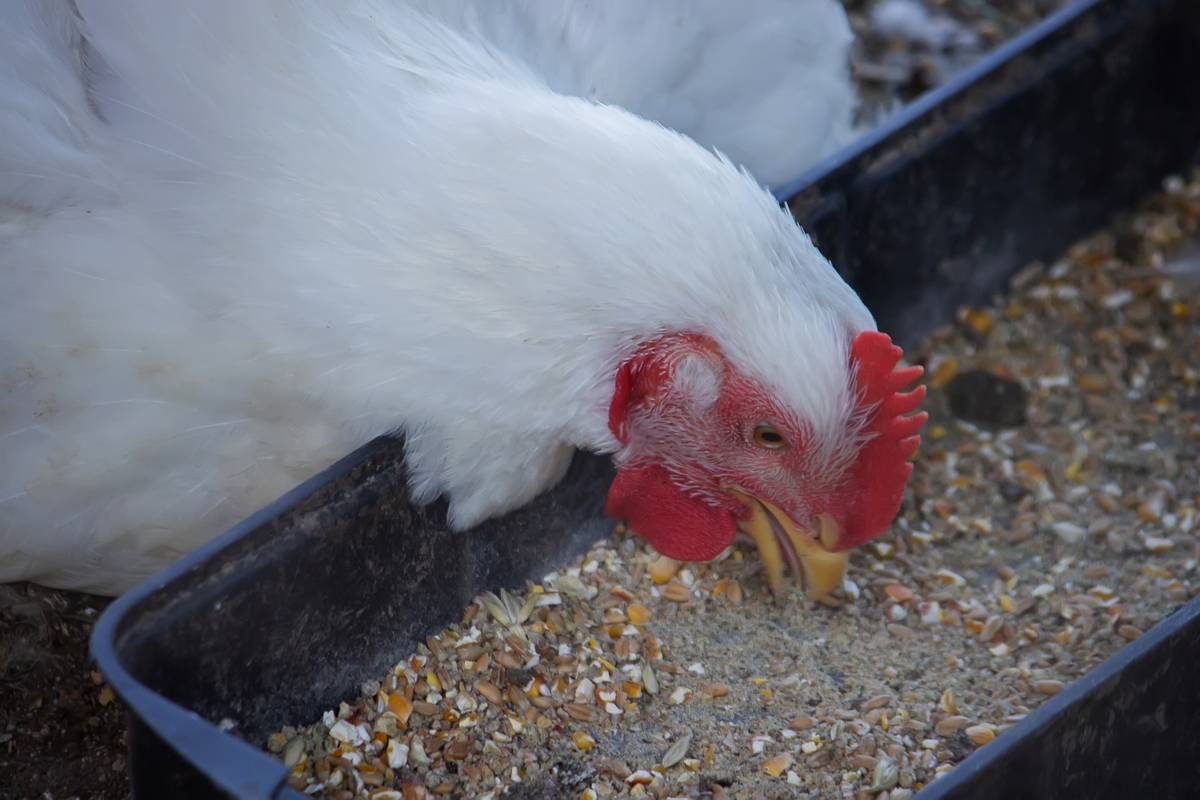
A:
92;0;1200;797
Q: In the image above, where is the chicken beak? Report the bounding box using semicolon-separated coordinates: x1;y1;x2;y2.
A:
723;487;849;601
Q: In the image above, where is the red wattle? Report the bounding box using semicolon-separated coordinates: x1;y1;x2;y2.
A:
605;463;735;562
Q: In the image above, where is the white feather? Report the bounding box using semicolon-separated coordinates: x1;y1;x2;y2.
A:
0;0;871;594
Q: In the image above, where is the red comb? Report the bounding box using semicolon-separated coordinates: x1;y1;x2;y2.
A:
836;330;927;549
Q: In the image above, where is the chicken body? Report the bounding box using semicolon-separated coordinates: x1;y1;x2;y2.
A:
0;0;893;595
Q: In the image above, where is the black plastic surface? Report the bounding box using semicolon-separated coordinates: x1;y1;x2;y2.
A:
94;439;613;799
780;0;1200;347
92;0;1200;797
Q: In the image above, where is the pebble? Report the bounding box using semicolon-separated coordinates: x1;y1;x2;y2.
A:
945;370;1029;427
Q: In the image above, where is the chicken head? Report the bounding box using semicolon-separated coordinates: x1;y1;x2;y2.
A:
605;330;926;598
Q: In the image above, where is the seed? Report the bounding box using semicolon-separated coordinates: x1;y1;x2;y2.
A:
551;574;595;600
702;683;730;698
938;688;956;715
935;569;966;586
1118;624;1143;640
625;770;654;786
885;584;913;602
726;580;743;605
1106;530;1126;554
266;732;288;755
597;756;632;779
662;732;692;768
980;615;1004;642
495;650;523;669
386;740;409;770
1016;460;1047;485
572;732;596;750
517;593;539;624
412;700;438;716
475;681;503;705
457;644;485;662
505;634;528;656
763;752;793;777
408;737;432;766
1138;495;1164;522
630;664;655;698
934;716;968;736
869;756;899;792
790;716;817;730
443;741;470;760
612;638;632;661
662;583;690;603
610;586;636;601
669;686;692;704
388;693;413;723
603;608;627;625
1035;680;1065;696
564;702;594;722
887;623;916;640
627;603;652;623
965;725;995;746
480;592;513;626
1144;536;1176;552
649;556;680;584
864;694;892;711
1014;597;1037;615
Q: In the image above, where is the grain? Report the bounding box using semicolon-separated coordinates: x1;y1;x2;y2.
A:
934;716;969;736
268;169;1200;800
662;732;692;768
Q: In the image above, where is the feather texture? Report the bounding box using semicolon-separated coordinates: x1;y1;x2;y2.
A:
0;0;868;594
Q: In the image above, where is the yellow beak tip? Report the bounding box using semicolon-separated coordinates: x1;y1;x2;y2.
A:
799;549;850;600
724;486;850;602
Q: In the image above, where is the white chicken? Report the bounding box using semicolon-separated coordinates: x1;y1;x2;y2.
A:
0;0;924;595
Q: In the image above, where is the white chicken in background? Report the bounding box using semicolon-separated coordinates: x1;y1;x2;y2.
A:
0;0;924;595
407;0;859;189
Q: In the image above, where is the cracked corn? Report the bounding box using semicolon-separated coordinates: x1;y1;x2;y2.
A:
269;170;1200;799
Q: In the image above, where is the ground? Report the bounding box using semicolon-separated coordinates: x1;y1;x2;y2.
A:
0;585;126;800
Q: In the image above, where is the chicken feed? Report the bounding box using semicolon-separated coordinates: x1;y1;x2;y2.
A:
268;170;1200;800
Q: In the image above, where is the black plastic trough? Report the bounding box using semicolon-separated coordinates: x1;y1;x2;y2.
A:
92;0;1200;797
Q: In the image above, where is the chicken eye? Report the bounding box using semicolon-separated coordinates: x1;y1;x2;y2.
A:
752;423;787;450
